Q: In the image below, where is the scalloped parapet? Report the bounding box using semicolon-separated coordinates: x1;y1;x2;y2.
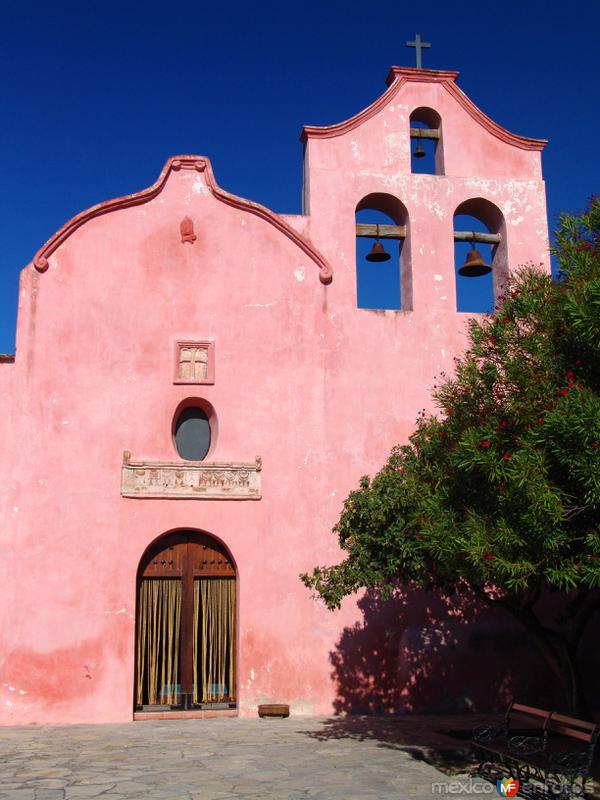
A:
33;155;333;285
302;66;547;151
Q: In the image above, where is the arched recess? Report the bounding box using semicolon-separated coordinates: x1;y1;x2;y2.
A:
355;193;411;310
410;107;443;175
134;529;236;712
454;198;507;313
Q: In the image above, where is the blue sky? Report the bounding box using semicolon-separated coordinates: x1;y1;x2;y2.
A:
1;0;598;351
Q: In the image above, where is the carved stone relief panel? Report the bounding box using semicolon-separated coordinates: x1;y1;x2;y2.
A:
121;452;261;500
174;340;214;384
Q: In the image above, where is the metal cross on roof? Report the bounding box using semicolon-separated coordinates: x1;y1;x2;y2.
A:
406;33;431;69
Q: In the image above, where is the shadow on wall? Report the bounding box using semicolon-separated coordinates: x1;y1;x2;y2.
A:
330;587;562;716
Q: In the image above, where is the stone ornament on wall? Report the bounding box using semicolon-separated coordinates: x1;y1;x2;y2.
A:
121;452;262;500
174;340;214;384
180;216;197;244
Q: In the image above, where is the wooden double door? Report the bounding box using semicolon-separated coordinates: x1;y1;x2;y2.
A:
135;531;236;710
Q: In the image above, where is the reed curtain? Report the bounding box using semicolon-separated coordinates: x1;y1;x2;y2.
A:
193;578;235;702
136;579;181;706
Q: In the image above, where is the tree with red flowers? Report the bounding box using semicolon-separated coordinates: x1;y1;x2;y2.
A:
303;198;600;716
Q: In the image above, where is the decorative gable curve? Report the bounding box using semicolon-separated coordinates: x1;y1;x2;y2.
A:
33;155;333;285
301;67;547;152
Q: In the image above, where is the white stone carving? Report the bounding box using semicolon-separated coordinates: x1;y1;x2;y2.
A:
121;452;262;500
178;346;208;381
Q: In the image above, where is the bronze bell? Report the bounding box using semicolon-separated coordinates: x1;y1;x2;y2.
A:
365;224;391;262
413;140;426;159
458;246;491;277
366;241;391;262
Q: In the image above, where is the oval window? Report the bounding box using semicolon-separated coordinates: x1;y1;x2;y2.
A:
174;407;211;461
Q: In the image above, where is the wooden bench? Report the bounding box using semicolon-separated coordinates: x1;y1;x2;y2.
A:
472;702;599;798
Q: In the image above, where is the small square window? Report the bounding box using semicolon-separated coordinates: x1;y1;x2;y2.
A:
174;340;214;385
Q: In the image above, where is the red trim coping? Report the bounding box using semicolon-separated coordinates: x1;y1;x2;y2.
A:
0;354;15;364
134;709;238;721
32;156;333;285
384;67;460;84
301;66;547;152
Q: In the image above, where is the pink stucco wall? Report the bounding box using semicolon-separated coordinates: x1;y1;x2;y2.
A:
0;67;550;724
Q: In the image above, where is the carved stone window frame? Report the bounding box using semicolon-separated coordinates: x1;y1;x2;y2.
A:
174;340;215;385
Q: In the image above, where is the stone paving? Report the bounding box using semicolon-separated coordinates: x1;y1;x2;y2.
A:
0;715;494;800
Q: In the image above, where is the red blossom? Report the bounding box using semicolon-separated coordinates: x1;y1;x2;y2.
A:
503;452;511;461
538;417;545;425
591;555;597;562
481;440;491;448
559;389;570;396
498;484;506;493
501;420;508;429
485;553;494;561
592;443;598;450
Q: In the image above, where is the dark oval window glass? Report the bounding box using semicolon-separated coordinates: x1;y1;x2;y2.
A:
175;407;211;461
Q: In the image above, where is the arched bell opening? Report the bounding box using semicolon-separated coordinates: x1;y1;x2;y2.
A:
355;193;411;310
410;107;443;175
134;529;236;713
453;198;507;313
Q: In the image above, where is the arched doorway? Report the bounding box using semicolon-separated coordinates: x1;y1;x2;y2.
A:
134;530;236;712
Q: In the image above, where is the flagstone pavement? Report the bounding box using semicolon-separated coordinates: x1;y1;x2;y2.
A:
0;715;497;800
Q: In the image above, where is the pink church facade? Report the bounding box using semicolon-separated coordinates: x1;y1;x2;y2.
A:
0;67;550;725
